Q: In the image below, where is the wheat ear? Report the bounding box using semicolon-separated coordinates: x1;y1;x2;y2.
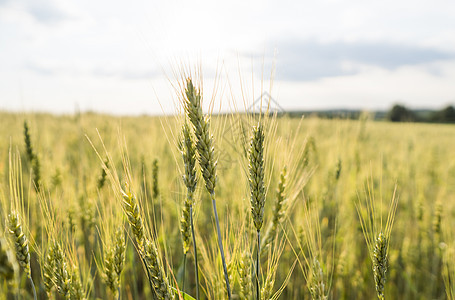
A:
8;211;37;300
143;238;173;299
121;187;145;248
152;159;160;199
373;232;387;300
23;121;41;190
43;242;56;297
113;227;126;294
53;242;72;300
248;123;266;300
309;258;327;300
121;184;172;299
184;78;231;299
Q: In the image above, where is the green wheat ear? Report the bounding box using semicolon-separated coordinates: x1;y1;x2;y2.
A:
143;238;174;299
43;242;56;296
373;232;388;300
309;258;327;300
23;121;41;190
104;226;126;297
183;77;231;299
238;250;252;299
113;227;126;280
249;123;266;232
356;182;398;300
97;158;109;189
70;264;85;300
104;247;117;296
121;187;145;247
53;242;72;299
184;79;217;196
7;212;31;277
248;122;266;300
152;159;160;199
24;121;34;162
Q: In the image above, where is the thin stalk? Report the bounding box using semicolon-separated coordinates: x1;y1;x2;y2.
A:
256;231;260;300
117;287;120;300
29;276;37;300
190;206;200;300
211;196;231;299
182;253;187;293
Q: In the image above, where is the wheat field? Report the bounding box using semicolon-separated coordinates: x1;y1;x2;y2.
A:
0;83;455;299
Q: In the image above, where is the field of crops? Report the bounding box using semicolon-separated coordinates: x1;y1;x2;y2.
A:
1;82;455;299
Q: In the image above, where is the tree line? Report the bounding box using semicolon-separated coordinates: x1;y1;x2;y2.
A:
388;104;455;123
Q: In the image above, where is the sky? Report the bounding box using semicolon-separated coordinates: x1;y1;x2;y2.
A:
1;0;455;115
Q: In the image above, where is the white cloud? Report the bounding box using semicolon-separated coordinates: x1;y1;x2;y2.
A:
1;0;455;114
274;60;455;110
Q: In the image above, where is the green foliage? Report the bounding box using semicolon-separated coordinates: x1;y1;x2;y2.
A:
388;104;416;122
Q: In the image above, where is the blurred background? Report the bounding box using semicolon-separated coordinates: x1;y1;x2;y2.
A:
1;0;455;117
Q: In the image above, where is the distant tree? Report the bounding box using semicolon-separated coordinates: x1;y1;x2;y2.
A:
388;104;416;122
431;105;455;123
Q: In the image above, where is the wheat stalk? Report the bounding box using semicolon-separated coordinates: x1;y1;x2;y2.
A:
355;181;398;300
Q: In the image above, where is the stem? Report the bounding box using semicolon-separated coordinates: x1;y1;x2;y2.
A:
256;231;261;300
182;253;187;293
29;276;37;300
211;196;232;299
190;205;200;300
117;286;121;300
